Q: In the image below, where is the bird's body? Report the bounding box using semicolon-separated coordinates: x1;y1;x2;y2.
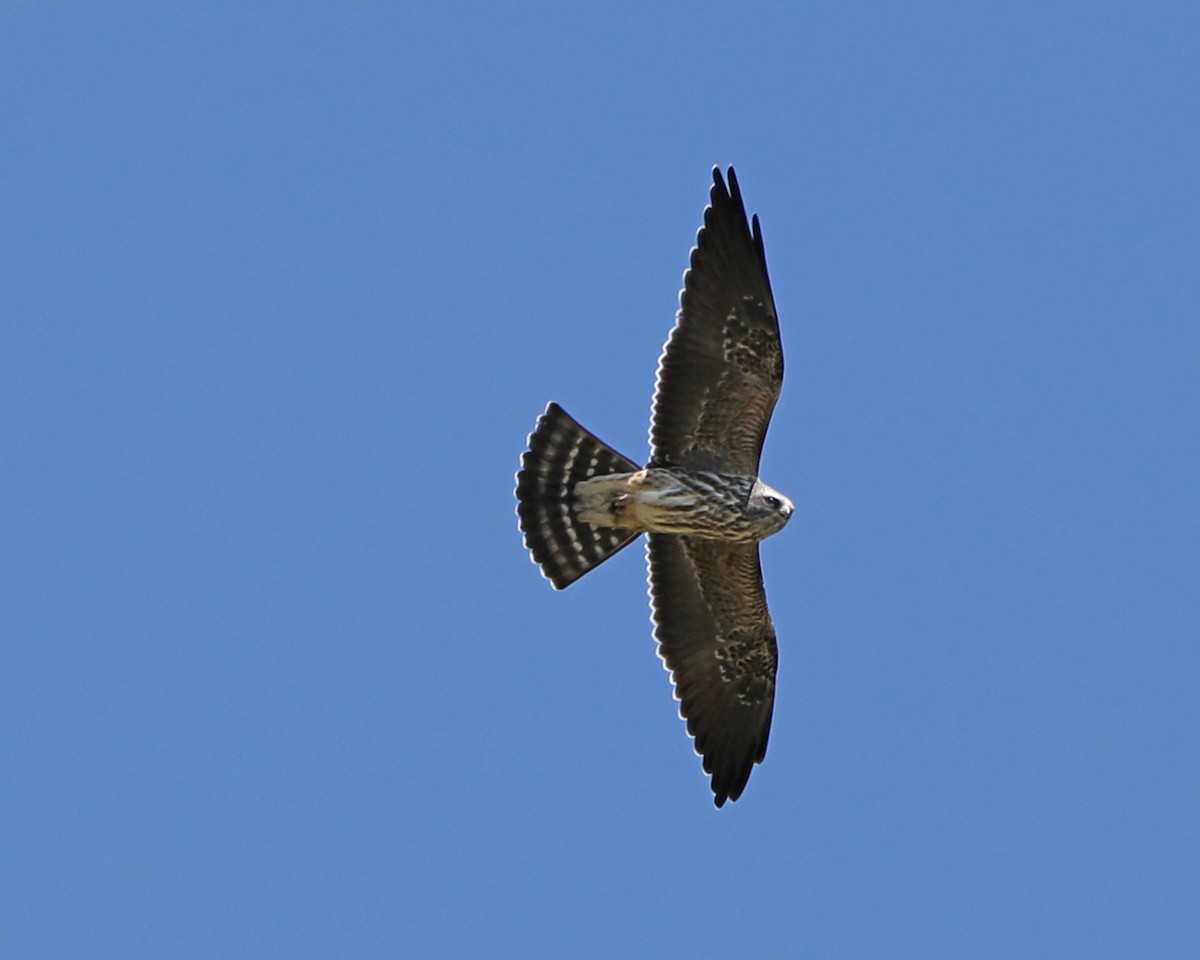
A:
516;167;790;806
574;468;791;542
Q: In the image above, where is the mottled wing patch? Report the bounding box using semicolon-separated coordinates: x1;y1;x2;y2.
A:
516;403;640;589
651;167;782;475
646;533;778;807
683;303;783;467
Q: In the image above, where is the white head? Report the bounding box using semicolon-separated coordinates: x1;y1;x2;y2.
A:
747;480;794;539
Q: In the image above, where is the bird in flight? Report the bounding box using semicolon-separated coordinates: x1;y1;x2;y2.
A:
516;167;791;807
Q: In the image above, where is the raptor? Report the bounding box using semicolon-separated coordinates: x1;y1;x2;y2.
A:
516;167;791;806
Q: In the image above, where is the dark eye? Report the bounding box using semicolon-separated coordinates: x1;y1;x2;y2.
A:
764;495;780;508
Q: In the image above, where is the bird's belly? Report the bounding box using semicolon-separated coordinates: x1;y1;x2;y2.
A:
575;469;757;540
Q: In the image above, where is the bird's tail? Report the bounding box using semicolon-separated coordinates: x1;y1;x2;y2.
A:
516;402;641;589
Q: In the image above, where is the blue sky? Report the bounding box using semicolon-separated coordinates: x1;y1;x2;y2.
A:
4;2;1198;957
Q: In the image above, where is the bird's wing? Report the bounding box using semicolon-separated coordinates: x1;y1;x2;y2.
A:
650;166;782;475
646;533;777;807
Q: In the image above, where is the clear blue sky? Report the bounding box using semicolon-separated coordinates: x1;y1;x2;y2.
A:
4;3;1198;957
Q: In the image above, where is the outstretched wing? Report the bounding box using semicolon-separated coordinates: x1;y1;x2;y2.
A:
650;166;782;475
646;534;778;807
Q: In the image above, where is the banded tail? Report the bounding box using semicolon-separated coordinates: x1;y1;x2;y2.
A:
516;403;641;589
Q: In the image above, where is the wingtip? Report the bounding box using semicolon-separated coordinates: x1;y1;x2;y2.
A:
707;165;752;231
711;775;749;809
710;164;739;199
712;777;747;808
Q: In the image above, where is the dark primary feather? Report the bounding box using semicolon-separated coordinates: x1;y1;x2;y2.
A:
650;166;782;475
516;403;640;589
646;534;778;807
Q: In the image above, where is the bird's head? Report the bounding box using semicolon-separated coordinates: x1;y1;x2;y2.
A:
747;480;794;538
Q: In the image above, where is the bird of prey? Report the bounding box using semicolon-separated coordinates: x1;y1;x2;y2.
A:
515;167;792;807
